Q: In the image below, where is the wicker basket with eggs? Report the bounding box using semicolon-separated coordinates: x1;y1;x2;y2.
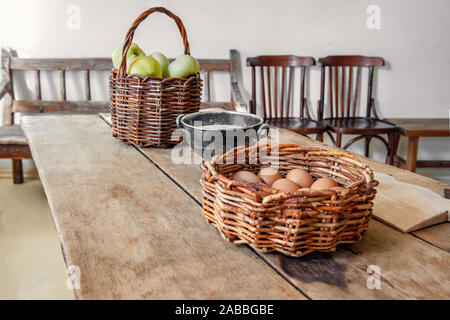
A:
200;144;378;257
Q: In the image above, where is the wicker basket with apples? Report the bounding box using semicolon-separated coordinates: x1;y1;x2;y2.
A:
109;7;202;148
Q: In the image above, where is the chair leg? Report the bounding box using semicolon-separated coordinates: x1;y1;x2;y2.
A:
316;132;324;142
364;136;372;157
386;132;399;165
12;159;24;184
389;132;401;166
387;136;393;165
335;133;342;148
393;132;400;159
325;131;336;146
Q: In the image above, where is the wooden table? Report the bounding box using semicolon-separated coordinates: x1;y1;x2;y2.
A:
21;114;450;300
387;118;450;172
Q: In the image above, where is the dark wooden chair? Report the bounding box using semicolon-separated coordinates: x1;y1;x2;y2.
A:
247;55;326;140
317;55;399;164
0;48;247;183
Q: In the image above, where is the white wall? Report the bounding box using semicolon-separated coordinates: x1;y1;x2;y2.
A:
1;0;449;169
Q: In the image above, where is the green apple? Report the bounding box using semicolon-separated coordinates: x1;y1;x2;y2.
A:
150;52;170;78
128;55;162;78
112;42;145;70
168;54;200;78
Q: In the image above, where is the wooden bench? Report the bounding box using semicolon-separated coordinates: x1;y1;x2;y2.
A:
387;118;450;172
0;48;247;183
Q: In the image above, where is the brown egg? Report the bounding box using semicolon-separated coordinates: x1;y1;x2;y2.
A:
331;186;344;192
272;178;299;193
286;169;314;188
258;167;282;186
232;170;261;184
311;177;338;190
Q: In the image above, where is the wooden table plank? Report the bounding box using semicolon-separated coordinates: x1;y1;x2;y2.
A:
99;114;449;299
412;222;450;252
21;115;306;300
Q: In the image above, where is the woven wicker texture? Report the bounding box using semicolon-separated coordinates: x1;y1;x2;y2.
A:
109;7;202;148
200;144;378;257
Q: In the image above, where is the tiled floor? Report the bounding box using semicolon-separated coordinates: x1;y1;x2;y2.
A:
0;167;449;300
0;178;74;300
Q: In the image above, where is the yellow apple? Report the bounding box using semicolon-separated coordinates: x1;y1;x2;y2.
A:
168;54;200;78
128;55;162;78
112;42;145;70
150;52;170;78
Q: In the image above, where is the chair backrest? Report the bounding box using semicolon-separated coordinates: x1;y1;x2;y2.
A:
1;48;242;125
317;55;384;120
247;55;315;120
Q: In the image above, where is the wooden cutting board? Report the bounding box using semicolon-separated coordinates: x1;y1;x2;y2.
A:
373;172;449;232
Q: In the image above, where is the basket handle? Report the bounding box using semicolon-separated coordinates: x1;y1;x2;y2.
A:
119;7;190;77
